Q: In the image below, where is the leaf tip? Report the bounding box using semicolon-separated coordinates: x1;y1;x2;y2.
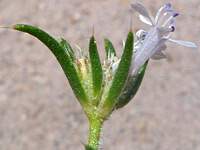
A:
130;16;133;30
129;28;133;34
1;26;14;29
92;25;95;37
104;38;108;43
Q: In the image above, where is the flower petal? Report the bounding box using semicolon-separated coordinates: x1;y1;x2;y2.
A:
168;39;197;48
139;14;153;25
151;51;167;60
157;43;167;51
151;41;167;60
131;3;155;25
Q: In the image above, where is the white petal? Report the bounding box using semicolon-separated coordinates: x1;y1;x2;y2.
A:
157;43;167;51
139;14;153;25
168;39;197;48
151;51;167;60
131;3;155;25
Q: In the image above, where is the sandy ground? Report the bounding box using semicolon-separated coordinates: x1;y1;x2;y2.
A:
0;0;200;150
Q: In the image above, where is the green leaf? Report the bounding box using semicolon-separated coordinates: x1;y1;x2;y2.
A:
104;39;116;59
98;30;134;118
116;60;148;109
13;24;87;105
89;36;103;97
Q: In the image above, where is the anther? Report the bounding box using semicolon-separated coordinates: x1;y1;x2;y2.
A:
170;19;175;25
143;32;147;37
173;13;179;17
171;26;175;32
166;3;171;9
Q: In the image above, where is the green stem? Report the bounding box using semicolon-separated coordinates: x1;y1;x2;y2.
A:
88;117;103;150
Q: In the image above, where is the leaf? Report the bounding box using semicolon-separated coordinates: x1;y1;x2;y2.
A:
98;30;134;117
104;39;116;59
89;36;103;97
13;24;88;105
116;60;148;109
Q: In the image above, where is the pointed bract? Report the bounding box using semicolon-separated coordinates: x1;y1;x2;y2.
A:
116;61;148;109
89;36;103;98
98;30;134;118
13;24;88;105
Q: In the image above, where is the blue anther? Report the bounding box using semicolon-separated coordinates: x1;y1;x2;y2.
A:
167;10;173;14
166;3;171;9
171;26;175;32
170;19;175;25
143;32;147;36
142;32;147;40
173;13;179;17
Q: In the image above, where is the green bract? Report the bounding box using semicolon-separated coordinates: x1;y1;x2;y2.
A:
13;24;88;106
12;24;148;150
116;60;148;109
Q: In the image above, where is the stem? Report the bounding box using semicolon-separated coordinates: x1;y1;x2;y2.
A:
88;117;103;150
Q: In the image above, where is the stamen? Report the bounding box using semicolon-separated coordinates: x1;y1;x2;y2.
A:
155;3;173;24
171;26;175;32
141;32;147;40
173;13;179;17
143;32;147;37
155;3;173;23
162;16;173;27
166;3;171;9
170;19;175;25
165;32;172;38
155;6;166;23
162;12;179;27
157;11;170;25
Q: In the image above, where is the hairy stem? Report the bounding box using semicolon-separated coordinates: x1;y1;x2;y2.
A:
88;117;103;150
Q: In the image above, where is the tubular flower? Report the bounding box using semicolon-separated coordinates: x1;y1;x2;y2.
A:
115;3;197;109
130;3;197;76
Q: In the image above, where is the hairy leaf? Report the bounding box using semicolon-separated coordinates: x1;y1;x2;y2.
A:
13;24;87;105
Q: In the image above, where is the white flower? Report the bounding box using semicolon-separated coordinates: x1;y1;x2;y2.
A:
130;3;197;76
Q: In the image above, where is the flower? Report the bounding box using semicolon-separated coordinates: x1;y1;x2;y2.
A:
130;3;197;76
114;3;197;108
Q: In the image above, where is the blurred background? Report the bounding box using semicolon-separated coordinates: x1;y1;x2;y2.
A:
0;0;200;149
